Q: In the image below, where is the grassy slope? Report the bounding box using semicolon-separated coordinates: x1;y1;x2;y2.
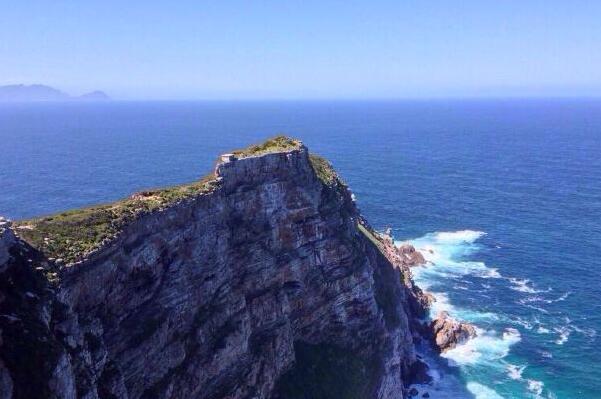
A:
15;175;218;264
308;154;339;186
232;135;301;157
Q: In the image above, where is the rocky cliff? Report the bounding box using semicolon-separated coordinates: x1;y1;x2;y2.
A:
0;137;429;399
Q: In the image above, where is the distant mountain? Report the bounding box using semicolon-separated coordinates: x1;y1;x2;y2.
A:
0;84;110;102
78;90;110;101
0;84;69;102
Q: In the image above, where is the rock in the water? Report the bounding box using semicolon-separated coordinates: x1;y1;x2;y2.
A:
429;311;477;352
397;244;426;266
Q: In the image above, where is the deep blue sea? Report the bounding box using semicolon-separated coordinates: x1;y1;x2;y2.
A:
1;100;600;398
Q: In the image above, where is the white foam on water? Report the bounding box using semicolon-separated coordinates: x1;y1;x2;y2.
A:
427;291;455;316
555;292;571;302
504;364;552;399
519;292;569;305
518;295;546;304
398;230;496;293
454;283;469;290
466;382;504;399
409;354;507;399
571;324;597;339
482;268;502;279
508;277;551;294
398;230;485;266
424;291;499;322
527;379;544;397
399;229;508;324
537;326;550;334
506;363;526;380
435;230;487;243
443;327;521;366
514;316;534;330
398;230;532;398
554;326;570;345
554;316;598;343
524;304;550;315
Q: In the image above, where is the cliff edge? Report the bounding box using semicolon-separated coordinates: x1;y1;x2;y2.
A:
0;136;429;399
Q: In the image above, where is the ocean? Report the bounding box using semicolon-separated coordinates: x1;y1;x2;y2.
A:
1;99;600;398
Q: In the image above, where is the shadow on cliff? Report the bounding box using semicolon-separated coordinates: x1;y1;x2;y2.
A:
0;237;69;399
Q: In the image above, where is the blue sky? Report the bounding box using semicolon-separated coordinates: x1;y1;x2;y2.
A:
2;1;600;99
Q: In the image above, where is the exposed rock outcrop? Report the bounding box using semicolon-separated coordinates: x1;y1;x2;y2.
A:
429;311;477;353
397;244;426;267
0;218;15;268
0;137;431;399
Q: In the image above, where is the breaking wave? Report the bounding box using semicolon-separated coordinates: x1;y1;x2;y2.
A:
399;230;562;399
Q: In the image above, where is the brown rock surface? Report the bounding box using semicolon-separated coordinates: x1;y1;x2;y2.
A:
429;311;477;352
397;244;426;267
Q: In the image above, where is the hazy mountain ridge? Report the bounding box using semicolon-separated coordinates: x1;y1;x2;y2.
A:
0;84;110;102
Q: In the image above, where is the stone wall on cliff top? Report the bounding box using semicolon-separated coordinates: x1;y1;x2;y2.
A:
0;137;428;399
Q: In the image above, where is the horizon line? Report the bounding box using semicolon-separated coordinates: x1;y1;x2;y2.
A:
2;95;601;103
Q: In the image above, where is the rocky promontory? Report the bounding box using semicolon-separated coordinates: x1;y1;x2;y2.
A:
0;137;439;399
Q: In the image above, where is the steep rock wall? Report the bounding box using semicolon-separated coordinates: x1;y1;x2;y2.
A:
0;142;426;399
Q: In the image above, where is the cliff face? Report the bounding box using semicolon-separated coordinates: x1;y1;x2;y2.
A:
0;139;427;399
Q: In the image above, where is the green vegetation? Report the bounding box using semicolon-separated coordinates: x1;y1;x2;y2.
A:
16;174;218;264
232;135;301;158
13;136;334;265
357;222;384;250
308;154;339;186
274;342;379;399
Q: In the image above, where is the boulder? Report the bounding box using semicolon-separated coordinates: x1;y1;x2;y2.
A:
397;244;426;267
429;311;476;352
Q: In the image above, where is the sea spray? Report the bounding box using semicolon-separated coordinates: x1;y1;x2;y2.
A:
399;230;543;398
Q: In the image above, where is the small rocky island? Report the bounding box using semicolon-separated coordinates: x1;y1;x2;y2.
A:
0;84;109;102
0;137;473;398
